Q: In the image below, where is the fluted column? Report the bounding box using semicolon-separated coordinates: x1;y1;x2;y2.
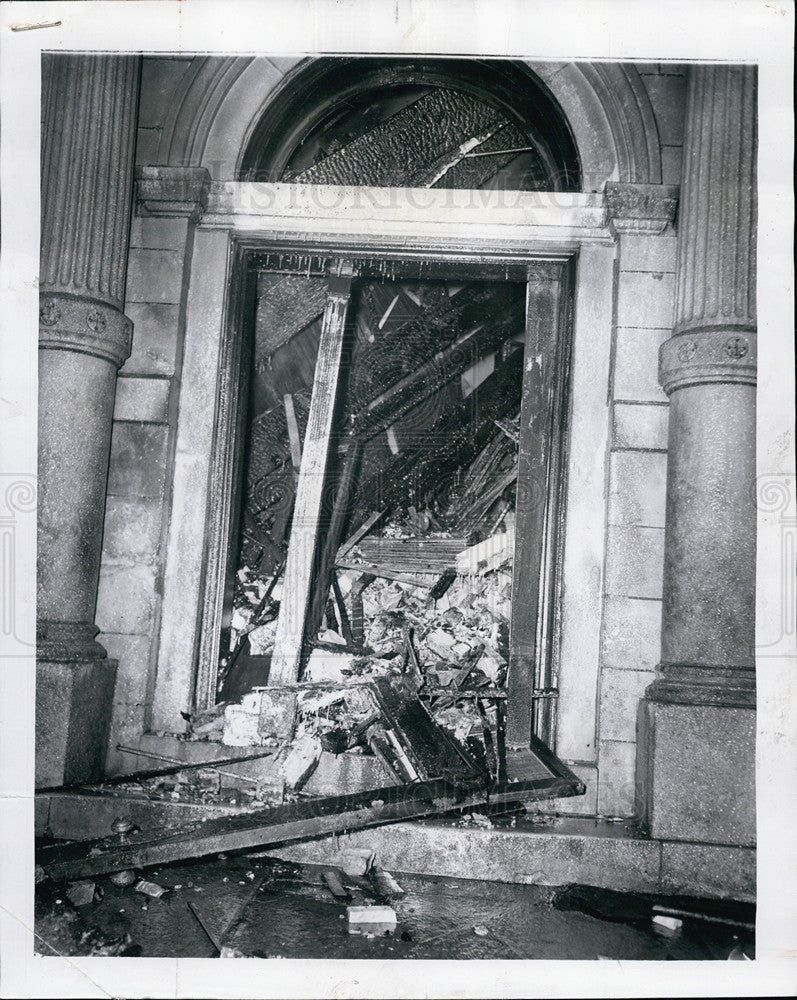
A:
638;65;757;846
36;54;140;786
651;64;757;706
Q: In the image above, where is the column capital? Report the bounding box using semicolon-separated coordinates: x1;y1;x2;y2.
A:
604;182;679;237
659;329;757;395
135;165;212;221
39;293;133;368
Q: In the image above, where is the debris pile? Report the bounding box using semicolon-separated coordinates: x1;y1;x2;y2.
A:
215;420;519;791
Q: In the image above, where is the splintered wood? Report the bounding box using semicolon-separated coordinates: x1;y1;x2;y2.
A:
269;264;354;689
38;738;583;883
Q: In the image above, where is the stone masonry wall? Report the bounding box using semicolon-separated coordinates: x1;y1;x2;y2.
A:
592;63;685;818
96;213;194;773
95;57;687;789
96;58;199;773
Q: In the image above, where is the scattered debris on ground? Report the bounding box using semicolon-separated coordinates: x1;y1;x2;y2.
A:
33;855;755;961
552;884;755;960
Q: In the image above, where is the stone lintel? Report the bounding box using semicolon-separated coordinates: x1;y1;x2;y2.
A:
604;182;679;237
659;329;757;395
135;165;212;220
39;293;133;369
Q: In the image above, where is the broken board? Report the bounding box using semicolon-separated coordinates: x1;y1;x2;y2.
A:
38;740;584;883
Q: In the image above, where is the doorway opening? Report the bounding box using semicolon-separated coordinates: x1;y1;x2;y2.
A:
199;248;573;778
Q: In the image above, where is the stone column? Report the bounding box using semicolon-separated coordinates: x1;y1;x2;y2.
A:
36;54;141;787
638;65;757;846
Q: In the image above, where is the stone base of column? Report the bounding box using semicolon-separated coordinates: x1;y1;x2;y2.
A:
636;692;755;847
35;658;117;788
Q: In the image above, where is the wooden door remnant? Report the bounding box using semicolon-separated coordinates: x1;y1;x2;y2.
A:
37;728;583;883
268;262;355;687
506;262;571;749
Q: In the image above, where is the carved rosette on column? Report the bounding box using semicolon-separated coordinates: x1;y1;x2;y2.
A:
637;65;757;847
39;53;140;362
37;54;141;785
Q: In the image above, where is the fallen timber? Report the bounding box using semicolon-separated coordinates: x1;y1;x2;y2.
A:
37;751;584;884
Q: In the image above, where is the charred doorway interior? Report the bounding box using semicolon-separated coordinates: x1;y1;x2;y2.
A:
191;55;579;789
193;249;573;783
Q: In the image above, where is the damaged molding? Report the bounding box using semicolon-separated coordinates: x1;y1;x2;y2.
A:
135;165;212;221
604;182;679;237
201;183;613;247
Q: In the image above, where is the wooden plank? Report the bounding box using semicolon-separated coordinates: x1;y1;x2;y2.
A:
352;306;522;440
38;763;584;883
371;677;481;781
35;748;276;794
505;265;566;748
269;263;354;687
283;393;303;473
455;527;515;575
356;538;467;561
37;779;467;882
344;556;455;574
331;572;356;649
348;572;376;647
336;510;385;561
305;436;363;649
335;560;433;588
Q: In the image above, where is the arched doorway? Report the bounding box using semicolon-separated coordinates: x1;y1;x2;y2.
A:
188;59;582;765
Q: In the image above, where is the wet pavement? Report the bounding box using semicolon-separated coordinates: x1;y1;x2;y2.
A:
39;852;755;960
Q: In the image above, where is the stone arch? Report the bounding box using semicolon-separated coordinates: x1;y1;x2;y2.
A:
237;57;583;190
159;55;662;191
528;62;663;189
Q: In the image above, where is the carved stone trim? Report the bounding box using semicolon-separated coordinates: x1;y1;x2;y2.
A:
135;165;212;220
37;619;107;662
604;182;679;236
39;294;133;368
659;329;757;395
645;663;756;709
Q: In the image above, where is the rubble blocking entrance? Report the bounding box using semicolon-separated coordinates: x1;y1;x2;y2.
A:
183;249;579;811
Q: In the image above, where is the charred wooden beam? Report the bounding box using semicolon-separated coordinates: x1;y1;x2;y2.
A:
294;89;504;188
352;306;522;440
506;265;568;748
254;273;327;356
304;436;363;650
269;263;355;688
335;560;433;589
346;282;521;415
337;510;385;562
428;122;535;189
38;753;583;884
351;345;524;519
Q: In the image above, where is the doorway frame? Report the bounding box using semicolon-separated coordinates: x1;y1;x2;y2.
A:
190;235;574;751
150;185;615;767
